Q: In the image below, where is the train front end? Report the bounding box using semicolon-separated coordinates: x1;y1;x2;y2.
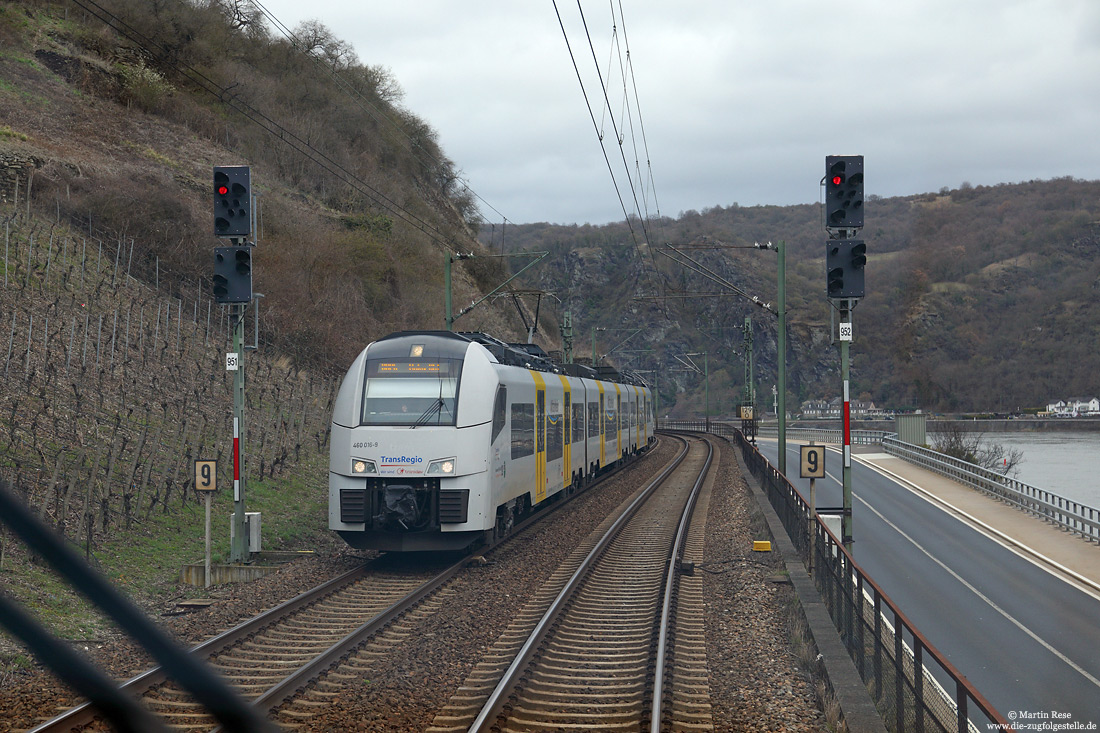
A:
329;332;495;551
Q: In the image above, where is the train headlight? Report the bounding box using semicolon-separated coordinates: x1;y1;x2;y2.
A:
351;459;377;475
427;458;455;475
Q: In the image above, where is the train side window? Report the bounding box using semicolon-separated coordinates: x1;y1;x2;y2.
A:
588;401;598;438
573;403;584;442
547;415;563;461
491;386;507;442
511;403;534;459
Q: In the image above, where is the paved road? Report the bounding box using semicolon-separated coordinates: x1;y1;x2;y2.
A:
756;440;1100;726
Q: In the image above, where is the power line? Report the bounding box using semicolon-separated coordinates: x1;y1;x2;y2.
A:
576;2;654;246
552;1;636;231
657;244;776;315
553;1;671;307
615;0;662;225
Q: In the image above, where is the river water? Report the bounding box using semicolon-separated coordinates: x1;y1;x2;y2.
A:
986;431;1100;509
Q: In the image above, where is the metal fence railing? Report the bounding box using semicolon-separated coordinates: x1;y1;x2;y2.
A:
755;424;890;446
743;422;1100;545
659;419;739;438
880;437;1100;544
723;427;1012;733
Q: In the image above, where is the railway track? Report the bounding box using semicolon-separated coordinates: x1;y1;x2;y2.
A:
31;556;464;733
430;432;716;733
30;449;661;732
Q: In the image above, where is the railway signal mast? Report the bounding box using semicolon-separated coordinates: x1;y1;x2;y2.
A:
824;155;865;550
212;165;254;564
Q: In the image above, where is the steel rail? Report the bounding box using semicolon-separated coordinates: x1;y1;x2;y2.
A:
31;442;661;733
214;555;469;731
650;433;714;732
244;445;663;726
242;448;664;728
467;433;694;732
30;564;368;733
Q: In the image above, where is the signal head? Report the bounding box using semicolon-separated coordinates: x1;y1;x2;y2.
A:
825;155;864;230
213;166;251;237
824;238;866;300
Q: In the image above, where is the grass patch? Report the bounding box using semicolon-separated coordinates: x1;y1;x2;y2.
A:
122;140;180;171
244;453;332;550
1;451;337;644
88;450;335;599
0;560;110;641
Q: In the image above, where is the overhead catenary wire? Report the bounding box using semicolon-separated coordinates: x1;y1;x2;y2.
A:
614;0;662;226
605;0;669;293
575;2;654;248
658;244;776;315
552;0;672;308
552;2;638;233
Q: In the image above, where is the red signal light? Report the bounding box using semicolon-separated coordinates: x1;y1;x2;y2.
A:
832;175;843;186
217;185;229;195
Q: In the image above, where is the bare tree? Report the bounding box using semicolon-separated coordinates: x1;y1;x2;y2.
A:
931;424;1024;477
293;20;359;71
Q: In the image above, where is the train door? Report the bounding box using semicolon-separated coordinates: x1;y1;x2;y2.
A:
615;384;623;459
532;371;547;503
598;383;606;468
559;376;572;489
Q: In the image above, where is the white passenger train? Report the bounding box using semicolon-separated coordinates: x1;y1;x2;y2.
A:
329;331;655;551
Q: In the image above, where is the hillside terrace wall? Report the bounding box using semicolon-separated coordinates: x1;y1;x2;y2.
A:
0;150;42;204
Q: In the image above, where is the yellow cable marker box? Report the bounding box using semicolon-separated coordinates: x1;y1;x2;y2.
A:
753;540;772;552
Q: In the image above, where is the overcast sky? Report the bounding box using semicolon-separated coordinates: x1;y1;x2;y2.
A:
252;1;1100;226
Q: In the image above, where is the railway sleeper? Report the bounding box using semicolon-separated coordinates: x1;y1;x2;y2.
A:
504;710;643;726
211;653;317;666
672;702;714;717
526;670;645;686
512;707;647;721
240;642;340;655
425;720;474;732
540;653;650;667
519;677;646;692
280;698;331;709
429;701;483;715
521;687;646;702
143;698;210;711
672;716;716;729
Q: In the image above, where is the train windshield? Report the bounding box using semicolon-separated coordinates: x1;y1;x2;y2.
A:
361;358;462;425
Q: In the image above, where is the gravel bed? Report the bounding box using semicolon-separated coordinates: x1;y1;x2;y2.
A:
296;439;682;732
0;436;834;732
702;438;831;731
0;549;371;732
